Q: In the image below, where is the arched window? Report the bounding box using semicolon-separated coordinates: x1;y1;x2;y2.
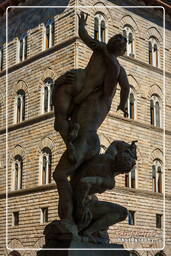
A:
18;33;27;62
149;37;159;67
155;252;165;256
45;19;54;49
9;251;21;256
94;13;106;42
15;89;25;123
130;251;140;256
41;147;52;185
125;89;136;120
150;95;161;127
125;166;136;188
152;159;162;193
12;155;23;190
0;47;3;70
43;78;53;113
123;25;135;57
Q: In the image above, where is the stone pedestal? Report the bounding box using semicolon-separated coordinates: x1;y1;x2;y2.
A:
37;241;129;256
37;220;130;256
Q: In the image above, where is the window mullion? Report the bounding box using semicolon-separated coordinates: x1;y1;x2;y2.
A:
48;85;51;112
20;96;23;122
98;20;101;41
49;24;52;47
22;38;25;61
46;155;48;184
129;172;131;188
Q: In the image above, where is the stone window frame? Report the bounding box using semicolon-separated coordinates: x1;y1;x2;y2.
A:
156;213;163;229
44;19;55;50
14;89;25;124
94;12;107;43
125;166;137;189
42;77;54;114
129;251;140;256
39;147;52;185
11;155;23;191
128;210;135;225
40;207;48;223
152;159;163;193
123;25;135;58
0;46;3;70
125;87;136;120
9;251;21;256
149;36;160;68
12;211;19;226
155;251;166;256
17;33;28;62
150;94;162;128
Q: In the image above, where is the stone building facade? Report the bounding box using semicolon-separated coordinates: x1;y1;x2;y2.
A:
0;0;170;255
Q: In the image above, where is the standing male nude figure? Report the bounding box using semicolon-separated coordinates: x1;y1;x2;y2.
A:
53;12;130;222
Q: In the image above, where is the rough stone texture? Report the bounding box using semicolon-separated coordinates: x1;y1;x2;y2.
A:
0;0;170;255
37;241;129;256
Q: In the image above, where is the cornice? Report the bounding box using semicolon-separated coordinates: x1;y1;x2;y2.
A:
1;183;171;200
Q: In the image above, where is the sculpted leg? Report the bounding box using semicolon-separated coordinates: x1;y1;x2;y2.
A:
82;201;128;236
53;132;100;220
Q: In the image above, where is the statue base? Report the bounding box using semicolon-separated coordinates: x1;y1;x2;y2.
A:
37;220;129;256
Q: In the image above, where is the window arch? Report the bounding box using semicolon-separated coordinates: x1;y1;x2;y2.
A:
12;155;23;190
150;94;161;127
15;89;25;123
149;37;159;67
40;147;52;185
155;252;166;256
43;77;53;113
129;251;140;256
18;33;27;62
9;251;21;256
125;88;136;119
44;19;54;49
123;25;135;57
152;159;163;193
94;13;106;42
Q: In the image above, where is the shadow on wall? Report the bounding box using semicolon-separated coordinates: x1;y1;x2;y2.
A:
1;0;71;44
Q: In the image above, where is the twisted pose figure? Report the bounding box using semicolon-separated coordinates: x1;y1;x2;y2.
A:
53;12;130;222
70;140;137;242
52;12;130;162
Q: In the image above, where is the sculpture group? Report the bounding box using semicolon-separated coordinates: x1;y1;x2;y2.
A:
51;12;137;244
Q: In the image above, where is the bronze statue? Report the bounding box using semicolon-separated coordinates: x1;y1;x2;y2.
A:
52;12;130;163
71;140;137;243
52;12;131;224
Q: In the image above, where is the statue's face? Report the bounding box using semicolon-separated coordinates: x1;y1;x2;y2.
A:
115;146;136;173
107;34;127;56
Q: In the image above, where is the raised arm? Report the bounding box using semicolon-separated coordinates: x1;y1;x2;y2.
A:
78;12;101;51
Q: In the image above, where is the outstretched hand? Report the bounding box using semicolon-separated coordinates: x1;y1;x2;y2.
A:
117;105;128;117
77;11;89;26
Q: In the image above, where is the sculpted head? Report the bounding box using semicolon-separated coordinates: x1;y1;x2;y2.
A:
107;34;127;56
114;141;137;174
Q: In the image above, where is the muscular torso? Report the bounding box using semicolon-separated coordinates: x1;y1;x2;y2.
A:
71;52;120;132
85;52;106;87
